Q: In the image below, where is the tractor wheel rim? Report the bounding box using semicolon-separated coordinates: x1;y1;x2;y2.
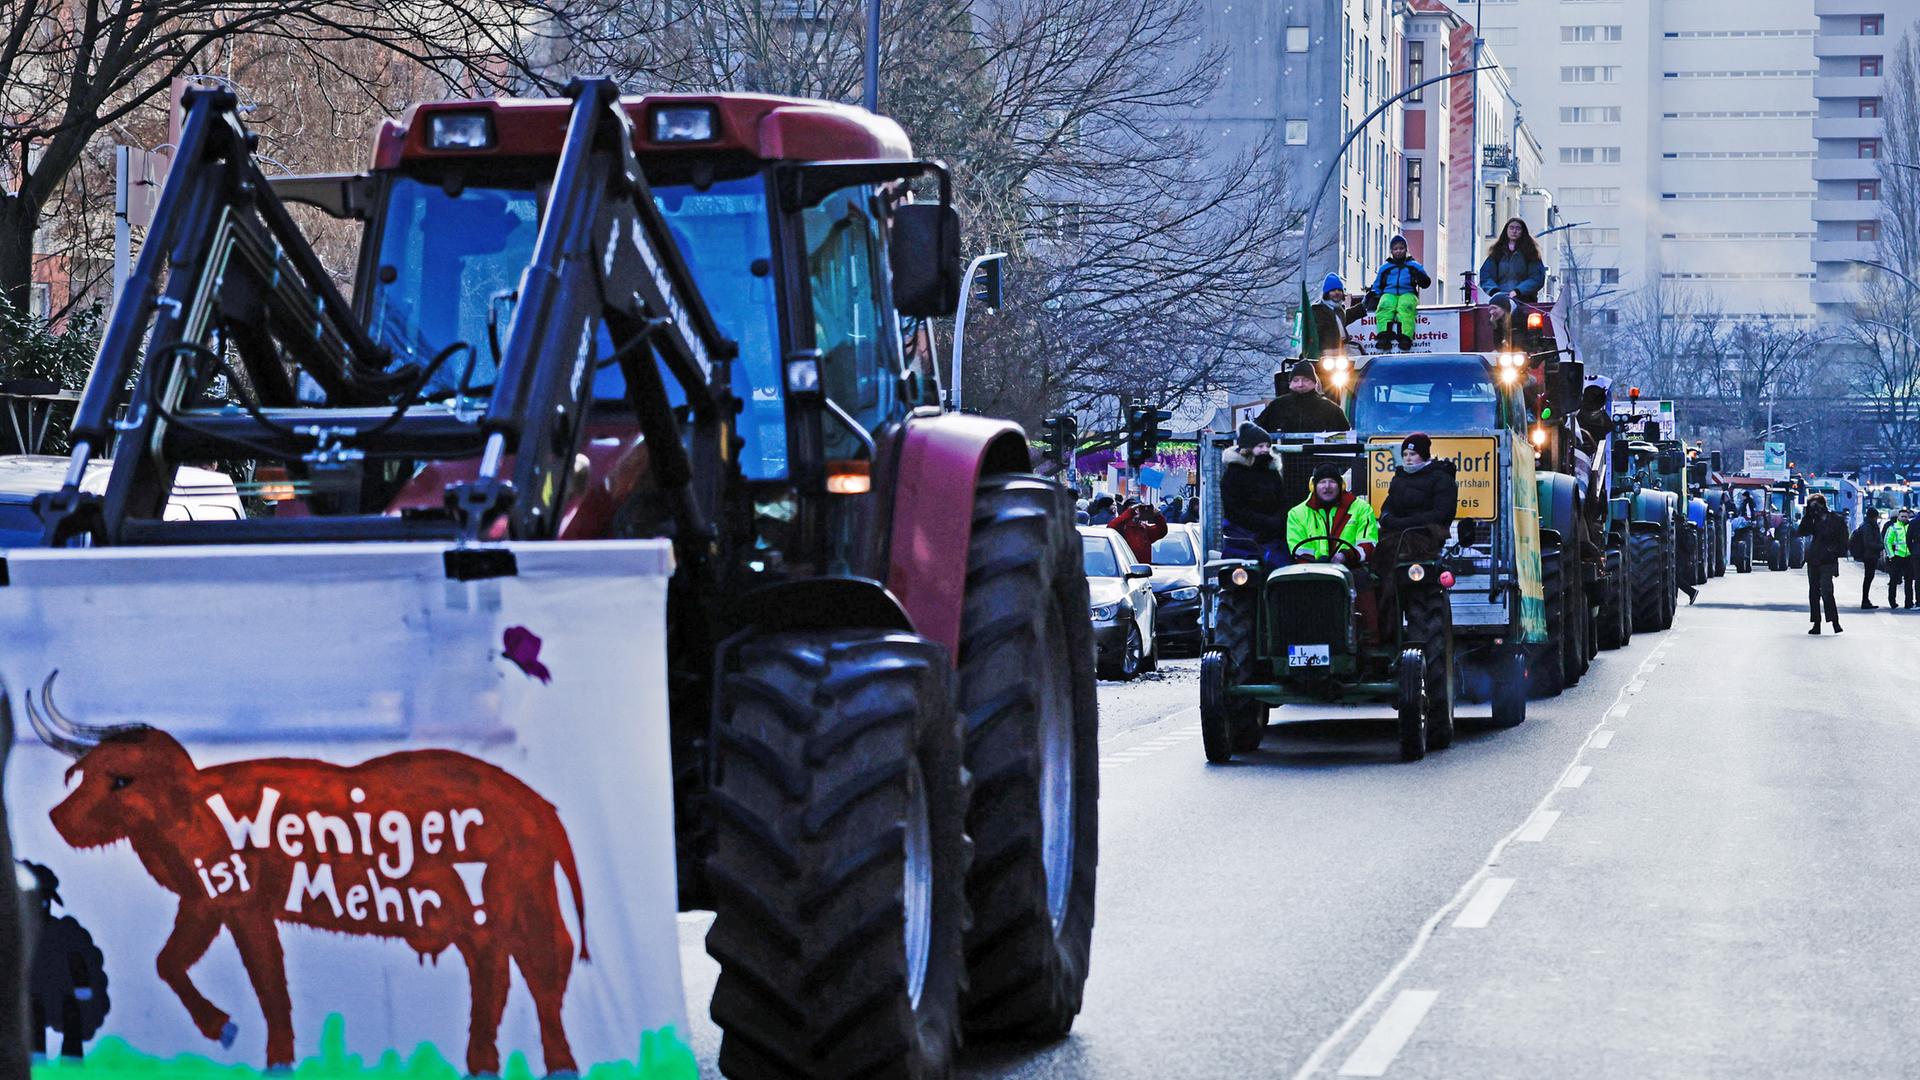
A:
903;760;933;1011
1038;602;1077;933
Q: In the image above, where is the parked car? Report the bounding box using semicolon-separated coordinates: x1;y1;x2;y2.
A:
1148;522;1204;654
1081;524;1157;680
0;455;243;545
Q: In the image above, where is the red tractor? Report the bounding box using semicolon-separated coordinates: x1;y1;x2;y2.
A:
16;80;1098;1078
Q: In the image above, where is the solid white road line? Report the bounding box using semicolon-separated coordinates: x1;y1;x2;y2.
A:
1452;877;1516;930
1337;990;1440;1077
1590;730;1616;749
1516;810;1561;842
1561;765;1593;788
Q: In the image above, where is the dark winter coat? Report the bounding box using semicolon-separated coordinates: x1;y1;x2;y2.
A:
1798;508;1850;570
1478;246;1548;299
1370;257;1433;297
1220;446;1289;542
1850;520;1884;564
1255;389;1350;436
1379;459;1460;533
1309;297;1366;351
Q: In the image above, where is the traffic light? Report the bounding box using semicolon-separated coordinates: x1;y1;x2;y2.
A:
1126;403;1173;468
1039;413;1078;467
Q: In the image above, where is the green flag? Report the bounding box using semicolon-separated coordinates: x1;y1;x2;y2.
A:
1299;279;1321;360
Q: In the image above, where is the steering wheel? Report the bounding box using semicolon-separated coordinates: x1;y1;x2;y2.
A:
1291;535;1363;564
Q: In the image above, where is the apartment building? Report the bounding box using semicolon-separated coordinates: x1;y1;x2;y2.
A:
1477;0;1819;321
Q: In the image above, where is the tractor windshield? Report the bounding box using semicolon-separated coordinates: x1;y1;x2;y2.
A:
366;173;787;480
1350;356;1499;436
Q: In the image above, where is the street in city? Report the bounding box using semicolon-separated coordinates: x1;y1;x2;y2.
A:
674;566;1920;1078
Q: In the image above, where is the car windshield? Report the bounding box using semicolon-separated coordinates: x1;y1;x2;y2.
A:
1151;530;1195;565
1351;356;1499;436
365;173;787;480
1082;534;1121;577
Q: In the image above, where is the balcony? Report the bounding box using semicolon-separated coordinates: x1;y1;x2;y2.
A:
1814;34;1892;57
1813;197;1879;221
1813;75;1885;97
1812;239;1880;264
1812;280;1868;306
1482;144;1519;182
1813;158;1883;180
1815;0;1878;15
1813;116;1883;139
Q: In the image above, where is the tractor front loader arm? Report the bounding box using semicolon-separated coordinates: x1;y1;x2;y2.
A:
456;78;738;544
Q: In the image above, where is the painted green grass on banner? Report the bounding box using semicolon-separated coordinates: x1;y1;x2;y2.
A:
31;1013;697;1080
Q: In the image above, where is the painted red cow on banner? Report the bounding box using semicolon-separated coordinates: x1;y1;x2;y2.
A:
26;672;588;1075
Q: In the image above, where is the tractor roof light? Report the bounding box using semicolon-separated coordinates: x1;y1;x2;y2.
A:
651;104;718;143
1526;311;1545;330
426;112;495;151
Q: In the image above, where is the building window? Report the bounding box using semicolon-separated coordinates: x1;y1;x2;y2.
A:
1862;56;1882;76
1600;268;1621;285
1859;179;1881;200
1862;15;1883;34
1406;158;1423;220
1285;119;1309;145
1408;41;1424;101
1437;161;1446;224
1561;106;1623;124
1861;98;1881;117
1562;25;1623;41
27;282;50;320
1560;146;1622;164
1861;138;1881;159
1860;221;1881;241
1559;66;1621;83
1286;25;1310;52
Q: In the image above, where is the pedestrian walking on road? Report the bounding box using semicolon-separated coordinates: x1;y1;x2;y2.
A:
1887;508;1914;609
1850;506;1883;610
1799;493;1849;633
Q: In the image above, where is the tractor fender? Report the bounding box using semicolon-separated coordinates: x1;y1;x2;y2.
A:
1629;489;1671;529
1686;497;1708;530
886;412;1035;663
1536;471;1579;541
729;577;916;638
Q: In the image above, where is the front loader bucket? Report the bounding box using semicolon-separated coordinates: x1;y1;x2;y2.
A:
0;541;694;1078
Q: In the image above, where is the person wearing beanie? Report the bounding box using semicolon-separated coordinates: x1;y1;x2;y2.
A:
1849;505;1883;609
1366;235;1432;353
1307;275;1367;355
1285;461;1378;565
1377;432;1459;561
1256;358;1351;436
1087;493;1117;526
1221;422;1290;562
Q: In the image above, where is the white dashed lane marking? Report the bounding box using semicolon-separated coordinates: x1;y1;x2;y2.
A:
1337;990;1440;1077
1560;765;1592;788
1451;877;1516;930
1516;810;1561;842
1590;729;1615;749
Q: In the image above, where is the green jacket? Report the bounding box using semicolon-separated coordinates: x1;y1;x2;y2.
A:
1286;492;1380;561
1887;520;1911;558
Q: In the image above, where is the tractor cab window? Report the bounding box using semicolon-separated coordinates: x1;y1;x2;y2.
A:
1350;356;1499;436
803;186;898;449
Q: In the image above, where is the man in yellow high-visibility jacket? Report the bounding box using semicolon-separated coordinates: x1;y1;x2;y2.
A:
1286;463;1379;566
1886;507;1913;609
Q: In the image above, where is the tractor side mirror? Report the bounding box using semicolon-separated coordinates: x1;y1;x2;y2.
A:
891;203;962;317
1127;563;1153;579
1710;450;1723;473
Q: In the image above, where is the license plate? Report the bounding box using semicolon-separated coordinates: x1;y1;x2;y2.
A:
1287;644;1331;667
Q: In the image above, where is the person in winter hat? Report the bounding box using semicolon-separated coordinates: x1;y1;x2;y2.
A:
1109;496;1169;564
1367;235;1432;353
1256;359;1350;436
1221;423;1290;563
1286;461;1379;565
1798;493;1849;633
1377;433;1458;562
1309;274;1367;354
1087;494;1117;526
1849;506;1883;609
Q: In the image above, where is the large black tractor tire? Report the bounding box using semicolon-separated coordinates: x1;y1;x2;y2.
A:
1403;588;1455;750
1710;511;1727;577
956;474;1099;1041
1598;548;1628;650
1397;648;1428;762
1734;535;1752;574
1788;533;1806;570
1532;546;1567;698
1200;649;1237;764
1629;530;1664;635
1617;541;1635;647
1563;553;1590;684
1770;530;1789;572
707;631;968;1080
1662;526;1679;628
1489;644;1529;728
1206;580;1266;759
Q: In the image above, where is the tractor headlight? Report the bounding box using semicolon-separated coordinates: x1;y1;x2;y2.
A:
1227;566;1250;587
1171;586;1200;601
1091;603;1120;621
1406;563;1427;583
426;112;495;151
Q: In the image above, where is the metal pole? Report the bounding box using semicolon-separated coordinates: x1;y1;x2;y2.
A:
949;252;1006;412
1472;0;1484;255
1298;65;1496;297
863;0;880;113
112;145;131;304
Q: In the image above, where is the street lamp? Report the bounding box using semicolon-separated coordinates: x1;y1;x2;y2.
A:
863;0;880;112
948;251;1006;412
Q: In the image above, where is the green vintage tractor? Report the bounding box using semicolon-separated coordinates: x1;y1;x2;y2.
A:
1198;443;1460;764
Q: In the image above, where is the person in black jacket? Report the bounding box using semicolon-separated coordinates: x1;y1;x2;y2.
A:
1798;493;1850;633
1220;422;1289;563
1255;360;1351;436
1850;506;1883;610
1377;432;1458;562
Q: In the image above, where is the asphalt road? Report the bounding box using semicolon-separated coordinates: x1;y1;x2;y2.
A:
680;565;1908;1078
